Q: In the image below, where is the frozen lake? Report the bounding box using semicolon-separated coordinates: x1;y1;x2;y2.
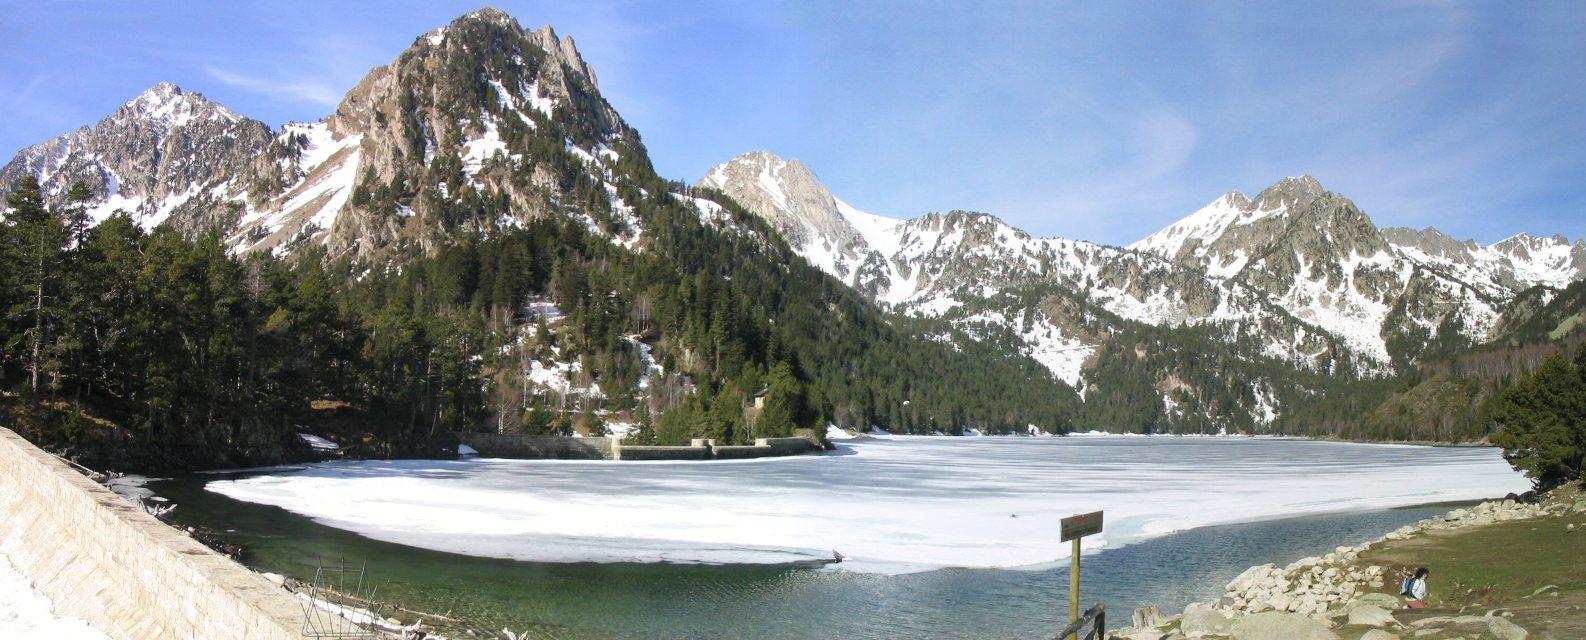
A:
207;435;1529;574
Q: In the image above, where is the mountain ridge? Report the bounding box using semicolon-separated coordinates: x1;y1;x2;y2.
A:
700;149;1586;428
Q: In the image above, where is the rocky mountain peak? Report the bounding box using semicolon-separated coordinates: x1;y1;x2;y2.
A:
1251;174;1325;212
1221;190;1253;209
699;151;869;252
1492;232;1572;255
0;82;271;227
529;25;598;89
118;82;242;129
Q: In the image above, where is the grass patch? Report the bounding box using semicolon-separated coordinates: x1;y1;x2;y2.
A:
1354;500;1586;638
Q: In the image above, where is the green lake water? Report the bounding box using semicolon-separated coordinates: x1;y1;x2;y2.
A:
153;474;1458;639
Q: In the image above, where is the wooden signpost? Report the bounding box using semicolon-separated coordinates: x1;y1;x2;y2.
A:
1061;510;1104;640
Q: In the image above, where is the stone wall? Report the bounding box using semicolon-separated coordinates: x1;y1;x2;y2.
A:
458;433;618;459
613;444;711;461
757;436;820;456
712;445;774;459
0;427;312;640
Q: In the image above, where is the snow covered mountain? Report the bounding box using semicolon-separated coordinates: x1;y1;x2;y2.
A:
0;9;750;414
701;152;1585;426
0;8;657;262
700;152;1355;391
6;7;1582;434
1131;177;1582;367
0;83;273;234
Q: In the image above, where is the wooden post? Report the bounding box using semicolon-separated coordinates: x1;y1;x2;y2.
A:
1060;510;1103;640
1069;536;1081;640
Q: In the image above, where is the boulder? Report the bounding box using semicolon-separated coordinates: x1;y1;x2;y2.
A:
1133;606;1165;629
1360;630;1399;640
1484;615;1528;640
1180;602;1233;638
1227;564;1276;593
1112;628;1169;640
1231;612;1340;640
1351;592;1404;610
1346;604;1398;628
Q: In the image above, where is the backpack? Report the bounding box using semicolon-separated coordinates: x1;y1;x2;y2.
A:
1399;576;1415;597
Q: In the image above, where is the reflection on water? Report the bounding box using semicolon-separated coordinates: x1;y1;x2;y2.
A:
154;474;1459;640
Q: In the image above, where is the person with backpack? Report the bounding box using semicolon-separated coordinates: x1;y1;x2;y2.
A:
1399;567;1429;608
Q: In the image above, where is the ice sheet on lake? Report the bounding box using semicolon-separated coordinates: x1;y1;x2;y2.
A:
206;436;1529;574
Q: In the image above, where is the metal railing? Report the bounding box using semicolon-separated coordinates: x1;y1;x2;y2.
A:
298;560;386;639
1054;603;1106;640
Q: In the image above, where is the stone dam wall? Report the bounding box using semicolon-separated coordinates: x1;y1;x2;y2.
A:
0;427;312;640
456;432;617;459
457;432;823;461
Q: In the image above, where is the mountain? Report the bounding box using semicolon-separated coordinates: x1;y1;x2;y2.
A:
0;9;640;261
6;6;1581;443
1132;178;1581;368
0;83;273;236
701;151;1586;432
0;8;1079;464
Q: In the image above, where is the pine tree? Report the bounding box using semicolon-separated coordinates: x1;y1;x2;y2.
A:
1489;346;1586;489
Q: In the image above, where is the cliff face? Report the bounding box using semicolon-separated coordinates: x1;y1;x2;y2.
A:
0;9;645;263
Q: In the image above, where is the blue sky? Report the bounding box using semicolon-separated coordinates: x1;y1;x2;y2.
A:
2;1;1583;245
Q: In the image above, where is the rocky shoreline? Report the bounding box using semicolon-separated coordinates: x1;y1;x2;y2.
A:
1112;491;1586;640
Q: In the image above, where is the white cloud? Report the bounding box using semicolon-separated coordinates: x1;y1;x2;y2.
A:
204;65;342;107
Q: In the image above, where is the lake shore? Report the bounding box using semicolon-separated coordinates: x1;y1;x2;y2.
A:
1111;481;1584;639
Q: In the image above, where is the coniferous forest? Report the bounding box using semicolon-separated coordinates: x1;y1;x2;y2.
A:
0;173;1074;472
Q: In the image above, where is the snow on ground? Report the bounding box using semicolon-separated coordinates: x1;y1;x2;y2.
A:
603;422;638;438
207;437;1528;575
0;553;112;640
461;119;508;177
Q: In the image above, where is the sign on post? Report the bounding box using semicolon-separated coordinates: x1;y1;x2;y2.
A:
1061;510;1103;640
1061;510;1103;542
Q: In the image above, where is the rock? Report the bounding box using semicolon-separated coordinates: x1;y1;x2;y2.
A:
1411;615;1491;634
1112;628;1168;640
260;572;287;586
1227;564;1276;593
1568;523;1576;531
1484;615;1528;640
1352;592;1404;610
1528;584;1559;597
1360;631;1400;640
1181;602;1234;638
1231;612;1340;640
1289;556;1322;571
1346;604;1399;628
1133;606;1165;629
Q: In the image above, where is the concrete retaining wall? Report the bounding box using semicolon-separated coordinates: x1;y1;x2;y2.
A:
614;445;711;461
757;436;821;456
711;445;774;459
0;427;312;640
458;433;618;459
